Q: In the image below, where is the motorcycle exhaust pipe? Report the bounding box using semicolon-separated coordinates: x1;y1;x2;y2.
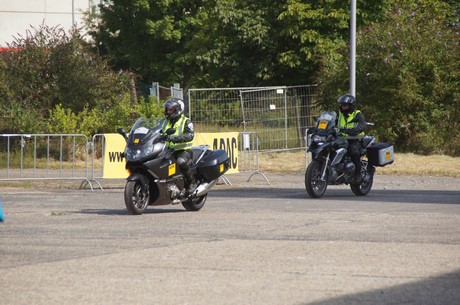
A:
194;179;218;197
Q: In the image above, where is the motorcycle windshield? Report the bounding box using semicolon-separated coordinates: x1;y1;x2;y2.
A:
125;117;165;162
315;111;337;131
127;117;163;146
130;117;163;135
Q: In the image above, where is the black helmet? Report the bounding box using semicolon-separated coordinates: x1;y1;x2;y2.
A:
337;94;356;105
337;94;356;114
163;98;184;120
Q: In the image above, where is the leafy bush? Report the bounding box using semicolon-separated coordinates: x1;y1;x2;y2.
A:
0;23;133;134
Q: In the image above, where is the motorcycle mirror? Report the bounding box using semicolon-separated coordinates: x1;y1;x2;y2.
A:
117;128;128;140
165;128;176;135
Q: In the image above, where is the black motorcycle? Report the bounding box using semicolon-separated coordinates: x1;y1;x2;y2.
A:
117;117;230;215
305;111;391;198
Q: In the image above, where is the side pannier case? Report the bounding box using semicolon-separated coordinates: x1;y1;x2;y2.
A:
367;143;395;167
196;150;230;181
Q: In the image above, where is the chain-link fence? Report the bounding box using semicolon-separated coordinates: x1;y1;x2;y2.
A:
188;85;318;151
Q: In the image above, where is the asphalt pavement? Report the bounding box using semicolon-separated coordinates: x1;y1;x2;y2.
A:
0;173;459;305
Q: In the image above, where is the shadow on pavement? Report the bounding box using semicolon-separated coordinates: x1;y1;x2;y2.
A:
303;269;460;305
211;188;460;205
78;207;188;215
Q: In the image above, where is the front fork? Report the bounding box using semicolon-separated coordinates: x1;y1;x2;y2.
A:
320;151;331;181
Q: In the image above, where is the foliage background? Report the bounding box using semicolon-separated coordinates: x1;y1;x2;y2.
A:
318;0;460;155
0;0;459;156
0;24;162;136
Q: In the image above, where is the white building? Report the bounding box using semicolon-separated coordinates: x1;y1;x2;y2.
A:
0;0;102;47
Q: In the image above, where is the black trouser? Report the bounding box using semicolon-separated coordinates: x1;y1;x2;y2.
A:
347;140;361;175
175;150;194;182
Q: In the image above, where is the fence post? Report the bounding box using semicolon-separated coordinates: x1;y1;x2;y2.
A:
239;132;270;184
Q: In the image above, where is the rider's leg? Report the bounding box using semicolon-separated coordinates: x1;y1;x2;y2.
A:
348;141;362;184
176;150;196;193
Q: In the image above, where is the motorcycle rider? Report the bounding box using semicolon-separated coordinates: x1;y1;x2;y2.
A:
336;94;366;184
161;97;196;194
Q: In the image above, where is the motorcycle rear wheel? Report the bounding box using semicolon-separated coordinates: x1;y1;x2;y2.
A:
350;171;374;196
182;194;207;211
124;180;149;215
305;160;328;198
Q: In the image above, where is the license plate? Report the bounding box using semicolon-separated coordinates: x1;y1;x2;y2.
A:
168;163;176;176
385;151;391;160
318;120;328;129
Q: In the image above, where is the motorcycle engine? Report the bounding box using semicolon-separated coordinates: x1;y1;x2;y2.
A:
343;161;355;182
344;162;355;174
166;183;181;199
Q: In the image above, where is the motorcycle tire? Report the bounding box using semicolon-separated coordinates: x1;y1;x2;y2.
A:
350;171;374;196
182;194;207;211
124;180;149;215
305;160;328;198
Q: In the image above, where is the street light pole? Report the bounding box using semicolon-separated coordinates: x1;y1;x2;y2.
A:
71;0;75;27
350;0;356;96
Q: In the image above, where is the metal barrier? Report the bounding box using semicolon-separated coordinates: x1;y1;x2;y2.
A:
188;85;318;151
0;134;92;187
79;134;106;191
0;132;268;188
239;132;269;184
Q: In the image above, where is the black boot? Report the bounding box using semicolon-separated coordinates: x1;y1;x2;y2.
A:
184;171;197;194
187;179;197;194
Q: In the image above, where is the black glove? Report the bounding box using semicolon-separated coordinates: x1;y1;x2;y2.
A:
167;135;177;143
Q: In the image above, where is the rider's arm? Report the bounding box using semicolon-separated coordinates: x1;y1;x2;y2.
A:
168;119;194;143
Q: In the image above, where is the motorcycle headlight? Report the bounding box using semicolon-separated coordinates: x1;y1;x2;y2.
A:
144;144;153;156
312;135;327;143
125;148;141;160
125;144;154;161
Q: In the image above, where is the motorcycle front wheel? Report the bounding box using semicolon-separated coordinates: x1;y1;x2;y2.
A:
124;180;149;215
305;160;328;198
350;170;374;196
182;194;207;211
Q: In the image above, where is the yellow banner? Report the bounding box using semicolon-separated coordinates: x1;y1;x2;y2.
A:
101;132;239;178
193;132;239;174
102;133;129;179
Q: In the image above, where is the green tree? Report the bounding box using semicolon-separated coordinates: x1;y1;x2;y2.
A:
318;0;460;156
88;0;205;91
276;0;387;84
88;0;387;88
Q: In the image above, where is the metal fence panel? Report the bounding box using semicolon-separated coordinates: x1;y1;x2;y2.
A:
150;82;183;101
188;85;318;151
0;134;90;182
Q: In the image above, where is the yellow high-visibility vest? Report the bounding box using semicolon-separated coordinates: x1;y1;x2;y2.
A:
161;115;193;151
338;110;365;136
